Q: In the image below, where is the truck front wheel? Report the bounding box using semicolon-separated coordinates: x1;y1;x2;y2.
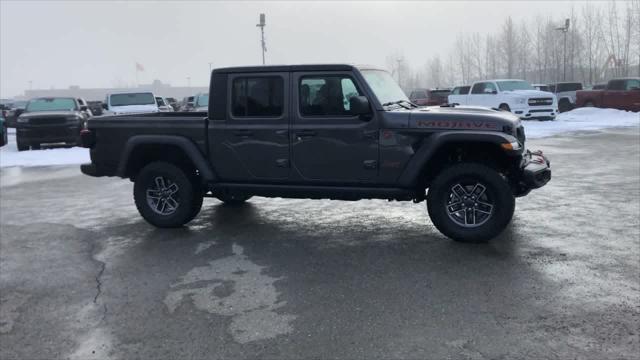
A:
134;161;203;228
426;163;515;243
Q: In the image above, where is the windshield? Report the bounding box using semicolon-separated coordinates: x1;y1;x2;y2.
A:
360;69;409;106
496;81;534;91
110;93;155;106
26;98;76;112
196;94;209;107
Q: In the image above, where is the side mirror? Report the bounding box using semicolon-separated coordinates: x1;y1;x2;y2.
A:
349;96;371;117
80;105;88;111
102;103;108;110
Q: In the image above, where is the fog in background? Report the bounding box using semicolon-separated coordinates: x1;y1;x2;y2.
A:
1;0;605;97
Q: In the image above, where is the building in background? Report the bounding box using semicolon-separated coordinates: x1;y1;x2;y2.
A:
18;80;207;101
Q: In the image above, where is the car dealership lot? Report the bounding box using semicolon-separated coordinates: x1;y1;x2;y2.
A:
1;128;639;359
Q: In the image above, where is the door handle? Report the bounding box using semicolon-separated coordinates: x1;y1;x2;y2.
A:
233;130;253;138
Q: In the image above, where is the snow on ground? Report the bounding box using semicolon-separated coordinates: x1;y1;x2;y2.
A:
0;128;90;168
0;108;637;168
524;107;639;138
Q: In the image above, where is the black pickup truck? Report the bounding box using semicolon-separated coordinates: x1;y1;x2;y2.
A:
81;64;550;242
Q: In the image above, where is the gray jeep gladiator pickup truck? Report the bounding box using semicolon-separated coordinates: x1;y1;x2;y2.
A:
80;64;551;242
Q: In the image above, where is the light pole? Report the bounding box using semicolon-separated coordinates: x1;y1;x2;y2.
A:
396;58;404;89
555;18;570;81
209;62;214;73
186;77;191;88
28;80;33;90
256;13;266;65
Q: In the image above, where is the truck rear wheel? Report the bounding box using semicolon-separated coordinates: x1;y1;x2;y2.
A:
426;163;515;243
134;161;203;228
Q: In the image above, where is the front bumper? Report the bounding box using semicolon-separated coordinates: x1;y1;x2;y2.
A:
512;106;558;120
514;150;551;197
17;125;80;144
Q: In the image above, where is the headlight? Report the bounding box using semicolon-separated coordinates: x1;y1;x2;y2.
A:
17;117;29;123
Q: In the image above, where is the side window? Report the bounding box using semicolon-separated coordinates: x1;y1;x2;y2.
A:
471;83;485;94
625;79;640;90
299;76;362;116
232;76;284;117
483;82;497;94
452;87;460;95
608;80;625;91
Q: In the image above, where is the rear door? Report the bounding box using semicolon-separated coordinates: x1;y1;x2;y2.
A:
209;72;290;181
469;82;497;107
290;71;379;183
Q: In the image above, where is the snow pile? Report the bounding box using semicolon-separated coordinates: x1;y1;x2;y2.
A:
524;107;639;139
0;131;90;168
0;108;637;168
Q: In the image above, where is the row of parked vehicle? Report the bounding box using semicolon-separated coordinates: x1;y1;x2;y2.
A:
0;91;210;151
409;77;640;121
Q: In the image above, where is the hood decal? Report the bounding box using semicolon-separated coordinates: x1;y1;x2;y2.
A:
415;119;499;130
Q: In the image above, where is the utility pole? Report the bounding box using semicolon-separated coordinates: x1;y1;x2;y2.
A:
256;13;266;65
209;62;214;73
555;18;570;81
186;77;191;88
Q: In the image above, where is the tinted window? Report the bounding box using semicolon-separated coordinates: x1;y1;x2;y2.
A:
555;83;582;92
625;79;640;90
299;76;362;116
607;80;625;90
110;93;155;106
232;77;284;117
496;81;533;91
471;82;496;94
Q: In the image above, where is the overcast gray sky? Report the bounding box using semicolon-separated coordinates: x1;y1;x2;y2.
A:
1;0;593;98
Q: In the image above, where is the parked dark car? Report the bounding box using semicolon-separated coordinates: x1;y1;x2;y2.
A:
16;97;91;151
87;101;104;116
4;100;28;128
81;64;550;243
409;88;451;106
576;78;640;111
0;112;7;147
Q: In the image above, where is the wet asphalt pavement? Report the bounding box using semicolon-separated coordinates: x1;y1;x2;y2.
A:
1;128;639;359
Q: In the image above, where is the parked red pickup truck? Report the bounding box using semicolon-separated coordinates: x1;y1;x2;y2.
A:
575;78;640;111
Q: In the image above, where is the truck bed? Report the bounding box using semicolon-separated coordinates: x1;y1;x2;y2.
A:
87;112;208;176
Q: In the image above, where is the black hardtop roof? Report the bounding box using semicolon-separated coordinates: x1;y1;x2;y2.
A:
213;64;383;74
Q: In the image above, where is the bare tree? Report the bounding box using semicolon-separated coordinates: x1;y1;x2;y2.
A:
499;17;518;78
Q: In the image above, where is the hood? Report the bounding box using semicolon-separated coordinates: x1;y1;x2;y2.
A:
406;105;520;131
502;89;555;98
109;104;158;114
19;110;80;118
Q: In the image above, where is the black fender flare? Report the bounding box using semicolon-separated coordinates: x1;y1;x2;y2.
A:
116;135;216;181
397;131;518;187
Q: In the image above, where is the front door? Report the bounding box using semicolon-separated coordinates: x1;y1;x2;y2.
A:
290;72;379;183
209;72;290;181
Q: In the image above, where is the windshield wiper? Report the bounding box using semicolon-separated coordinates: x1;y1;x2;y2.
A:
382;100;417;109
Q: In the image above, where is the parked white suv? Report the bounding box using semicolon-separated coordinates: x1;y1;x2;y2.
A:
103;92;160;115
449;79;558;120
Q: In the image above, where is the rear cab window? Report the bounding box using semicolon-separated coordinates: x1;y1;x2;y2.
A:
231;76;285;118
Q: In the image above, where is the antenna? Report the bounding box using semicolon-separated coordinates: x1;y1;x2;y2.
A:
256;13;267;65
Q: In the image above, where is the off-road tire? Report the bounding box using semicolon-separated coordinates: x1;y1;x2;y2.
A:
31;143;41;150
558;99;572;113
16;137;28;151
427;162;515;243
134;161;203;228
216;194;252;205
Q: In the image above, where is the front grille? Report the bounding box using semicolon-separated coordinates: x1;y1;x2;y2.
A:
529;109;553;113
28;116;68;125
528;98;553;106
